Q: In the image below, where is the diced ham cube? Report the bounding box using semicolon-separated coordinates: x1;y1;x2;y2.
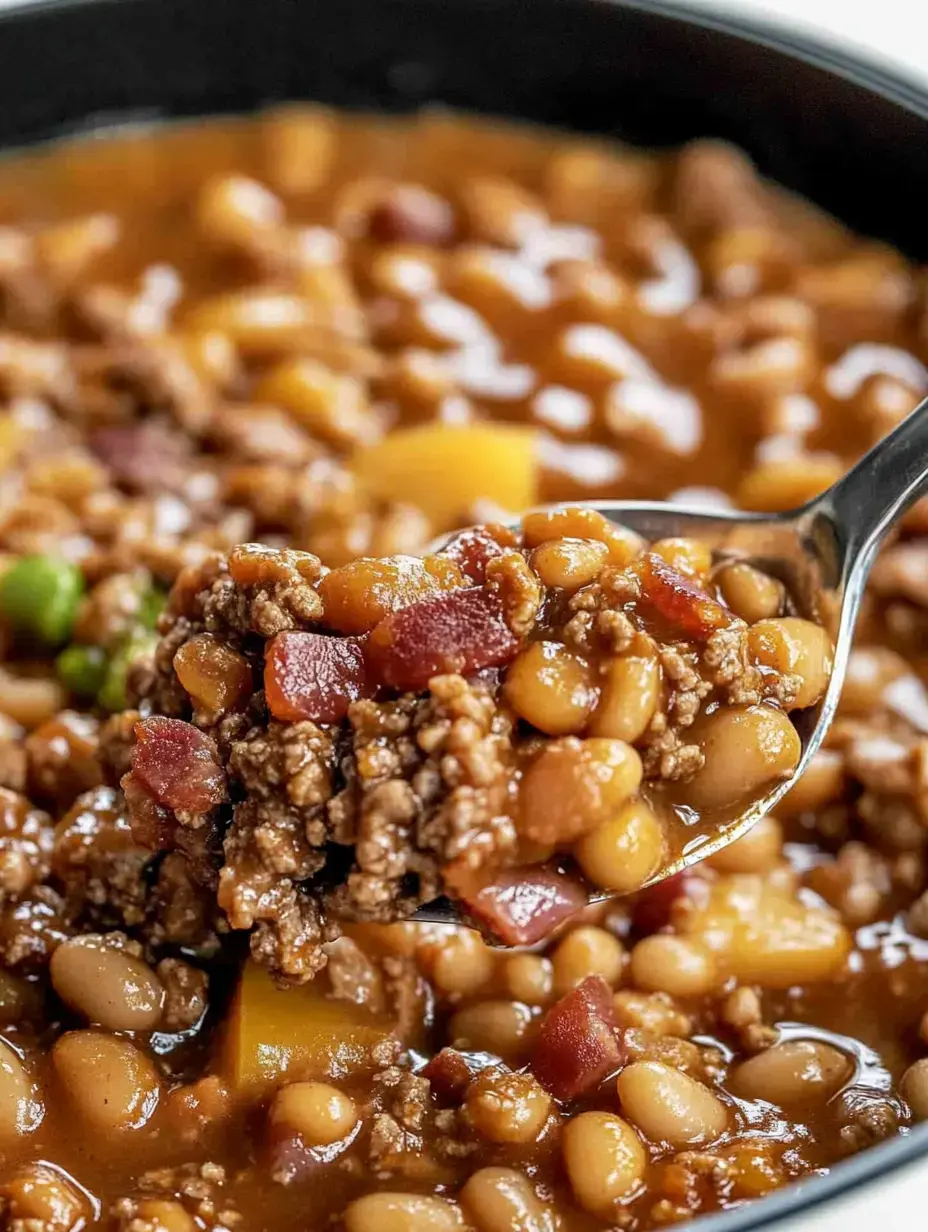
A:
366;586;521;692
638;552;731;640
421;1048;492;1104
531;975;622;1102
130;717;226;814
265;631;371;724
460;865;588;947
439;524;518;583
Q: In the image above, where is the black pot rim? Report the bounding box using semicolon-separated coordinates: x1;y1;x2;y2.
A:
0;0;925;1224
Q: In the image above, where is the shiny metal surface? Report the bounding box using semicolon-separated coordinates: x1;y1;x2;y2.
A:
414;394;928;927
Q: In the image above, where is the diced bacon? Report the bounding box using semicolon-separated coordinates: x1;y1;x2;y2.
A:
638;552;731;640
264;632;371;724
90;422;188;493
421;1048;486;1104
366;586;521;691
460;865;588;947
531;975;622;1102
631;872;697;934
129;717;226;814
439;524;518;583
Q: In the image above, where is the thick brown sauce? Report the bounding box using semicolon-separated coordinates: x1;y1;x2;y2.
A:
0;109;925;1231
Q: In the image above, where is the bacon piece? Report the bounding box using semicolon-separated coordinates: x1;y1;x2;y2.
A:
460;865;588;947
631;872;702;934
638;553;731;640
89;422;188;493
439;524;518;583
265;632;371;724
421;1047;495;1105
531;975;622;1102
130;717;226;814
367;586;520;692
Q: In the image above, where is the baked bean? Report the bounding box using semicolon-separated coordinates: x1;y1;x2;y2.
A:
196;174;284;248
730;1040;852;1107
460;1166;555;1232
182;291;335;355
651;537;712;580
262;106;335;196
562;1111;647;1214
617;1060;729;1148
777;750;844;817
717;562;784;623
520;737;642;845
449;1000;534;1063
838;645;908;715
52;1031;160;1132
684;705;801;812
901;1059;928;1120
255;357;376;449
0;670;66;729
420;927;496;998
319;554;465;635
573;799;664;893
530;537;610;590
2;1164;86;1228
588;654;660;743
736;456;843;513
50;935;164;1031
134;1199;198;1232
521;507;642;565
748;617;833;709
0;1038;40;1142
501;954;554;1006
464;1068;552;1143
707;814;783;874
552;926;624;993
270;1080;358;1145
613;990;692;1038
504;642;598;736
344;1193;463;1232
629;935;717;998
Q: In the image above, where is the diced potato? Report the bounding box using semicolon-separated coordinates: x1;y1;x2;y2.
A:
222;962;394;1096
352;422;537;528
679;874;851;988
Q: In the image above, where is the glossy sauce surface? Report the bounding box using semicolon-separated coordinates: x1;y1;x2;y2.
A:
0;109;925;1232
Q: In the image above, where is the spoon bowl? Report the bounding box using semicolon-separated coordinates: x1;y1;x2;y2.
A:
413;393;928;929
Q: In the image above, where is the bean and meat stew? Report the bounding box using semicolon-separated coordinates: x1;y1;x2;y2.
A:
0;107;925;1232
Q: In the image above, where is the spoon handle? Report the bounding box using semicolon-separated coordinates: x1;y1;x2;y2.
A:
815;393;928;573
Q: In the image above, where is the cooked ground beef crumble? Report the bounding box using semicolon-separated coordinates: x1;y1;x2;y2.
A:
0;108;925;1232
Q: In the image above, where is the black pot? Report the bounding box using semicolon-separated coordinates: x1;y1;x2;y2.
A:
0;0;926;1224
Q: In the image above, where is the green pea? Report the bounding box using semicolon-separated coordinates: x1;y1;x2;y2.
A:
98;631;158;712
138;584;167;631
56;644;108;697
0;556;84;646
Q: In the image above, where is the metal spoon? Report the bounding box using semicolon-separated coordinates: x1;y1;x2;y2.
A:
413;393;928;927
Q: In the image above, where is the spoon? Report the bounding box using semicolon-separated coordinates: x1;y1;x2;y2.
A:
413;393;928;928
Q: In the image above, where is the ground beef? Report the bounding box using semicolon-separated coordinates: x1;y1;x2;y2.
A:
157;957;209;1031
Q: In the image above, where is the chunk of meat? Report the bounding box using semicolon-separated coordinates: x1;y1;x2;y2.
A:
129;717;227;813
89;422;188;493
421;1048;480;1104
367;587;521;691
638;553;732;640
531;975;622;1101
439;524;518;583
459;865;587;946
265;632;371;724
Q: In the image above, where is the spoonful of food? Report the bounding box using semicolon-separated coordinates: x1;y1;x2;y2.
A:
404;392;928;941
123;397;928;955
